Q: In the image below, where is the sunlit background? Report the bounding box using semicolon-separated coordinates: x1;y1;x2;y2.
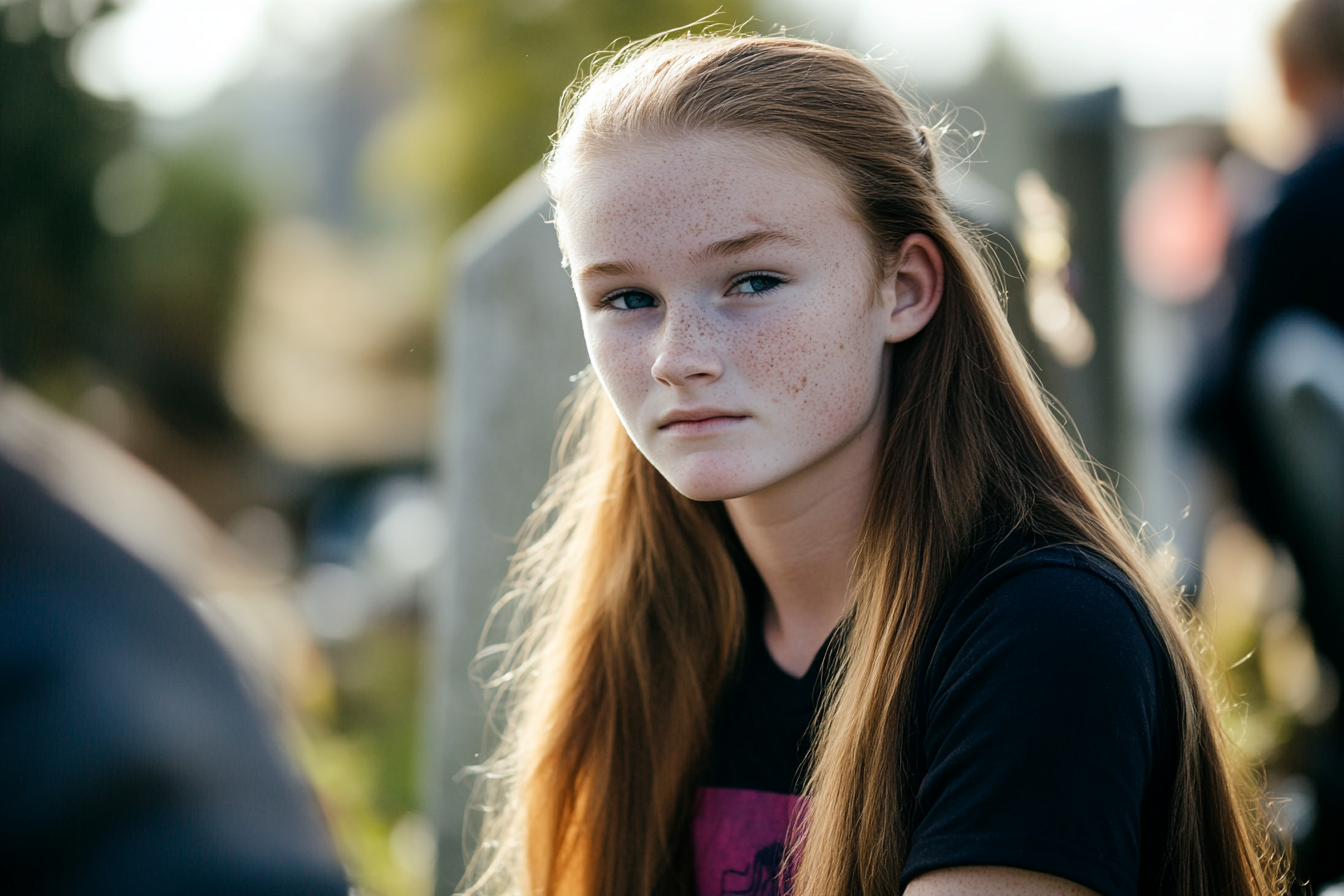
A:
1;0;1335;893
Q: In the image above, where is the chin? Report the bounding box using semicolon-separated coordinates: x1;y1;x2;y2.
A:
653;458;768;503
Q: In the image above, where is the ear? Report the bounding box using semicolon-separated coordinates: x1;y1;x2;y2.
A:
878;232;944;343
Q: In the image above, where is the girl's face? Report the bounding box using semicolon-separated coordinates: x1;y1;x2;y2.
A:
557;134;937;503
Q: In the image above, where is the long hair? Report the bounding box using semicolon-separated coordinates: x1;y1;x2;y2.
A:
461;32;1284;896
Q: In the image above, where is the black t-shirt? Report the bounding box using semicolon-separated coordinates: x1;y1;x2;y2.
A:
693;540;1178;896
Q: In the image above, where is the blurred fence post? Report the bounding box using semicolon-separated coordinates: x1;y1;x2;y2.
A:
1042;86;1124;474
426;166;588;895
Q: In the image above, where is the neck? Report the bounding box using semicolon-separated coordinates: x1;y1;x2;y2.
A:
725;421;881;677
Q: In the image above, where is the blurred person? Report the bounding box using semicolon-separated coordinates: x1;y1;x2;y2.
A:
1193;0;1344;883
0;400;348;895
461;33;1285;896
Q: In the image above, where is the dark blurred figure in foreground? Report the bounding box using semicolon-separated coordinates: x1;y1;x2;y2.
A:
0;428;348;894
2;6;348;890
1196;0;1344;884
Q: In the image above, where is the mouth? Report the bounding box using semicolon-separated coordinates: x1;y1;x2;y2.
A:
657;409;749;435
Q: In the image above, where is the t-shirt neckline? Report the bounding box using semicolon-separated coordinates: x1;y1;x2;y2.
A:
738;556;841;713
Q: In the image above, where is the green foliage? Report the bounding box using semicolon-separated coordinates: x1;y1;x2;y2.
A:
0;3;256;438
373;0;755;234
327;616;425;819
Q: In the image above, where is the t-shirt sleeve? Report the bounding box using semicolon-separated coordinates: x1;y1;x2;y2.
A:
901;565;1166;896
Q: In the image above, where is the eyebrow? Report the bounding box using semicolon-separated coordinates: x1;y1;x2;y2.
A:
573;228;806;281
692;228;806;264
574;259;640;280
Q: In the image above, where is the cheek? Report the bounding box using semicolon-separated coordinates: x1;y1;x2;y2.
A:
743;294;881;419
582;320;651;407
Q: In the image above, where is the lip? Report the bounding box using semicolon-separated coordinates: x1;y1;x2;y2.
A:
657;408;749;435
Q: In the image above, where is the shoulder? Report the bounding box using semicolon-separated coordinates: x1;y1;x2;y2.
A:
917;542;1173;750
905;544;1178;895
926;543;1165;686
0;454;269;762
1254;139;1344;255
0;458;348;894
1282;137;1344;202
0;455;229;683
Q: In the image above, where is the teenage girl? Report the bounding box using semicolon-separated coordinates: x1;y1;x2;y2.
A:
462;33;1283;896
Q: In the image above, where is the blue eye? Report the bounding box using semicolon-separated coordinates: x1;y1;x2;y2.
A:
605;290;657;311
730;273;784;295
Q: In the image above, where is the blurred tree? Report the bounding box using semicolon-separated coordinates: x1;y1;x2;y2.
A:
365;0;756;236
97;146;256;439
0;0;132;385
0;1;255;442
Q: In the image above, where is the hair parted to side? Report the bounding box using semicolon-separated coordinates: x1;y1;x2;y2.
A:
460;29;1286;896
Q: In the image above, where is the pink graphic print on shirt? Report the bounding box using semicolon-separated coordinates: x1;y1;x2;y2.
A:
692;787;802;896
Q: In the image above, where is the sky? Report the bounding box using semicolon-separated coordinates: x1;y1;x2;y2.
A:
71;0;409;117
71;0;1295;129
787;0;1294;125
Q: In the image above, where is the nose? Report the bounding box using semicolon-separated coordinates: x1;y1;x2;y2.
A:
650;302;723;387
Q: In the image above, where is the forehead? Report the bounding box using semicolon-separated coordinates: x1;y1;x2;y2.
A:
555;134;862;264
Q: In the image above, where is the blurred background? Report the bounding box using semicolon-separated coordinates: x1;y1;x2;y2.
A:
1;0;1338;893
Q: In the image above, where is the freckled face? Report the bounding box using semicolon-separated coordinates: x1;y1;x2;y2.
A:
557;135;895;502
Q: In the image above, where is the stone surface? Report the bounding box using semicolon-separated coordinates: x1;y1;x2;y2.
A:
426;166;588;894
